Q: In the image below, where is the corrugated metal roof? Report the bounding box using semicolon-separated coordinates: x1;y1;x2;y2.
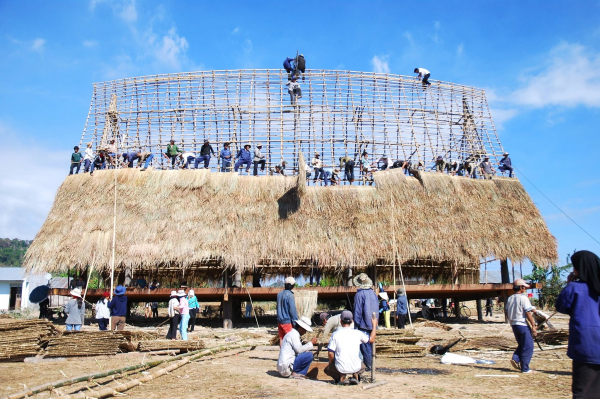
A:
0;267;25;281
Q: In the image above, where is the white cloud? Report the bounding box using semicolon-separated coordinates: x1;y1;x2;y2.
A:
430;21;441;44
231;27;240;35
372;55;390;74
150;27;189;70
404;31;413;46
90;0;137;23
489;107;519;128
83;40;98;47
31;38;46;51
0;123;68;240
511;42;600;108
457;43;464;56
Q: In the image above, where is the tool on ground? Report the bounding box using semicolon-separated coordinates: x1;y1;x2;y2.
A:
371;311;376;382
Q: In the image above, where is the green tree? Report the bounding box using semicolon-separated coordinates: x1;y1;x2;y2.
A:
0;238;32;267
524;252;573;310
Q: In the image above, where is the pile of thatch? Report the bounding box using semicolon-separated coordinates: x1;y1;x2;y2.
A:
44;331;128;357
0;319;59;361
117;330;161;342
137;340;205;352
453;336;515;351
25;159;557;275
415;320;453;331
375;329;425;357
294;291;318;320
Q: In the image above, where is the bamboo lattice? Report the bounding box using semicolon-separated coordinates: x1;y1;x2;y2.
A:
79;69;504;173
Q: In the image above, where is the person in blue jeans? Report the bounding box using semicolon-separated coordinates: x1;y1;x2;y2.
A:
220;143;233;172
70;146;83;175
505;279;537;373
64;288;85;331
234;144;253;173
195;139;215;169
352;273;379;371
556;250;600;398
277;316;317;379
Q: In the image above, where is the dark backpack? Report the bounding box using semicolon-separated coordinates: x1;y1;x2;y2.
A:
297;55;306;72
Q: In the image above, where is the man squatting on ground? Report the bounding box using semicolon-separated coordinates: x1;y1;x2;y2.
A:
505;278;537;373
327;310;378;385
276;277;299;345
277;316;318;379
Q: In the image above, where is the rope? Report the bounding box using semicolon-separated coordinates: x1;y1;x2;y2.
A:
514;166;600;246
390;194;413;329
245;287;260;328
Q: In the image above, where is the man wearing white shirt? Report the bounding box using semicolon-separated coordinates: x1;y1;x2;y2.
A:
414;67;431;89
180;150;196;169
327;310;377;385
277;316;317;379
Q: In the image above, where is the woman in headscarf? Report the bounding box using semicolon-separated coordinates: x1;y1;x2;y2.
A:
556;250;600;398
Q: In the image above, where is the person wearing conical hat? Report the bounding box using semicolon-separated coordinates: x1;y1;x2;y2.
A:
64;288;85;331
352;273;379;372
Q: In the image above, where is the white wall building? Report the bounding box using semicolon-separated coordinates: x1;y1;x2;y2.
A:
0;268;49;311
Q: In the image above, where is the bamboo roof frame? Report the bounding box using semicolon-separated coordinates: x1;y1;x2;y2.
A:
80;69;504;173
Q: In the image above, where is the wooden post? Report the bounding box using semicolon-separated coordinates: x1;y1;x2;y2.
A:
476;299;483;321
222;300;233;329
500;259;510;284
346;266;353;287
454;298;460;320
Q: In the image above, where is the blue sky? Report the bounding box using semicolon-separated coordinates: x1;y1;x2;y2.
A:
1;1;599;274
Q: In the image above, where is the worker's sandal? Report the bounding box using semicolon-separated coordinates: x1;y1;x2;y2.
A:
510;359;520;371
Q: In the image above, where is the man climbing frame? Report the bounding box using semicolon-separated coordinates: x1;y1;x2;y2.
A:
414;67;431;89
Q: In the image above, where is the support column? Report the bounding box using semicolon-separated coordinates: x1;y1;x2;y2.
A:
346;266;353;287
454;298;460;320
500;259;510;284
234;269;241;288
124;265;132;287
222;300;233;329
476;299;483;321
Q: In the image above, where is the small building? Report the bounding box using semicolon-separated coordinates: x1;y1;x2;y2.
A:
0;268;49;311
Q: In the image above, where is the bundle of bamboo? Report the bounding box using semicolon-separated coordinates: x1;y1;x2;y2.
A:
137;340;205;352
0;319;59;361
452;336;515;351
374;329;426;357
537;329;569;345
44;331;127;357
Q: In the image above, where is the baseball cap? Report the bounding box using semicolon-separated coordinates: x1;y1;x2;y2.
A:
513;278;530;288
340;310;353;323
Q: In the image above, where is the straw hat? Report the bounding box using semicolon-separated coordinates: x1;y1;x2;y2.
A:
379;292;389;301
170;290;178;297
87;142;92;148
397;288;406;296
256;143;262;147
70;288;82;298
284;276;296;285
114;285;126;296
294;316;313;332
353;273;373;289
177;289;186;296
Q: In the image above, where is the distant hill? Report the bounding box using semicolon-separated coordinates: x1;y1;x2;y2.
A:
0;238;32;267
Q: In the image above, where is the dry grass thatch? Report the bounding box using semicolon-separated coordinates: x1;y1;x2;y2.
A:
25;158;557;274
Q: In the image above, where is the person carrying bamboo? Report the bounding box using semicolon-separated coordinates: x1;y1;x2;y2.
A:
276;277;299;345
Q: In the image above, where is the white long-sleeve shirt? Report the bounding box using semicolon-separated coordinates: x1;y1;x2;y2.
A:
277;329;314;377
95;298;110;319
84;148;94;161
168;298;180;317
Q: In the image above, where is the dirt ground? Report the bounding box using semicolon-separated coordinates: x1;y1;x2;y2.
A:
0;313;573;399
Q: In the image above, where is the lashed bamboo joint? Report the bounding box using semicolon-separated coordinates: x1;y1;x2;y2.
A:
80;69;504;172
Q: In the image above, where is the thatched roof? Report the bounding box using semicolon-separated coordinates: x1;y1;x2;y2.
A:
24;164;557;274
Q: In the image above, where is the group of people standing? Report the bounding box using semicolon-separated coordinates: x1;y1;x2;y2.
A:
167;289;200;341
63;284;128;331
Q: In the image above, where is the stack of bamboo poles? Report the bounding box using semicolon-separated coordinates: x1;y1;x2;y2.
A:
453;337;515;351
117;330;160;342
537;329;569;345
45;331;127;357
137;340;205;352
375;329;425;357
0;319;59;361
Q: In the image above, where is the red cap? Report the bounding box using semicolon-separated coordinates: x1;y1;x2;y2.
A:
103;292;110;298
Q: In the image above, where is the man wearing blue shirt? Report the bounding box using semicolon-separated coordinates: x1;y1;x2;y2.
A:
276;277;299;345
220;143;232;172
234;144;253;173
498;152;514;177
396;288;409;329
352;273;379;372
